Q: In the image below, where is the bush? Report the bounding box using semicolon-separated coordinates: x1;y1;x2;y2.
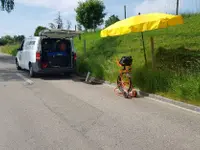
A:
132;67;172;93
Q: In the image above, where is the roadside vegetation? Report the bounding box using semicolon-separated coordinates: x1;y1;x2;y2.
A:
0;44;19;56
0;35;23;56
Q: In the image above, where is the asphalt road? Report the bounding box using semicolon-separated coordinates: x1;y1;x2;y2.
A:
0;53;200;150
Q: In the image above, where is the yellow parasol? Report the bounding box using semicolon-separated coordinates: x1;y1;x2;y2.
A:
100;13;184;68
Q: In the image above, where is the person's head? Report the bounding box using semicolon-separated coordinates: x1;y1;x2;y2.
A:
60;42;66;51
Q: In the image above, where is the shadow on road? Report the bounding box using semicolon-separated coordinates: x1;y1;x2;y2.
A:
0;54;15;64
0;69;24;82
39;73;104;85
39;74;74;80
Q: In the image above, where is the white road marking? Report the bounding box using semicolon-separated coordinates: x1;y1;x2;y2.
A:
146;97;200;115
103;82;200;115
103;83;116;88
16;73;34;85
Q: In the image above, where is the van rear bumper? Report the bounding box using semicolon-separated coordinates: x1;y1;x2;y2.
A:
32;62;76;74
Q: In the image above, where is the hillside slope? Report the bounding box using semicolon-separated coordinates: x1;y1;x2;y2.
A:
74;14;200;105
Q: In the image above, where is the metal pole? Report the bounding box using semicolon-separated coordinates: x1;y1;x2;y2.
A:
141;32;147;67
150;37;155;70
176;0;179;15
138;12;147;67
124;5;126;19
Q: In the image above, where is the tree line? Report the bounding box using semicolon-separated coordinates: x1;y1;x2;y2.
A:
34;0;120;35
0;35;25;46
1;0;120;36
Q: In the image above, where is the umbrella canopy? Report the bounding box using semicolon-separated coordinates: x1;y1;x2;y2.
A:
101;13;184;37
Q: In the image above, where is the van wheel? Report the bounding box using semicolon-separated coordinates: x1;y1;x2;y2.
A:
16;59;21;70
29;64;35;78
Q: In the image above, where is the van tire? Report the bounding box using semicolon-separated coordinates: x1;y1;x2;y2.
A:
29;64;35;78
16;59;21;70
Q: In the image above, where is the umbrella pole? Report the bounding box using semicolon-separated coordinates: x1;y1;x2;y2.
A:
150;37;155;70
141;32;147;67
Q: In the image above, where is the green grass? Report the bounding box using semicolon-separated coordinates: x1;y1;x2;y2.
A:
74;13;200;106
0;44;19;56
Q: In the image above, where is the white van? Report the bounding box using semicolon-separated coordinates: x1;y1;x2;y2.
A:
15;29;80;77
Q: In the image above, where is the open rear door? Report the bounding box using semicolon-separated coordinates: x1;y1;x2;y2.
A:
39;29;82;39
39;29;81;69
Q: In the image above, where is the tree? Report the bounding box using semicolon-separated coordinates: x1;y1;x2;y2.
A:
34;26;48;36
105;15;120;27
0;0;14;13
0;35;24;45
49;12;64;29
49;23;56;29
75;0;106;31
13;35;25;42
2;35;13;44
0;37;7;45
66;20;72;30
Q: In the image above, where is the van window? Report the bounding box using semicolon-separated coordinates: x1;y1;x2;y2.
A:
29;41;35;45
24;40;36;50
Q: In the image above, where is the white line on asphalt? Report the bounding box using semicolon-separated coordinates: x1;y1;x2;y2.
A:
147;97;200;115
103;82;200;115
103;83;115;88
16;73;34;85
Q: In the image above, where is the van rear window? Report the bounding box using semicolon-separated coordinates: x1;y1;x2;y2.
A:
42;39;71;52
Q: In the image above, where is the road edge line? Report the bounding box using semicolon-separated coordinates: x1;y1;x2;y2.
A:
102;80;200;115
16;73;34;85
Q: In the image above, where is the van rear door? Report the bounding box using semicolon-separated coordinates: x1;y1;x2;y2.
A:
39;29;81;69
41;38;72;68
39;29;81;39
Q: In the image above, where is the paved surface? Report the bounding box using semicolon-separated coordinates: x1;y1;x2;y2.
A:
0;53;200;150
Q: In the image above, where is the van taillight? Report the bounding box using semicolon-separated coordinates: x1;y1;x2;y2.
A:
74;53;77;60
42;62;48;68
36;52;40;61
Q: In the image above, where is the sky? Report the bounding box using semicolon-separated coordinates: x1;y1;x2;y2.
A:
0;0;198;37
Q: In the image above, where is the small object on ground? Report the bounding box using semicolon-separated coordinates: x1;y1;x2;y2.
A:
129;89;138;98
85;72;91;82
114;87;137;99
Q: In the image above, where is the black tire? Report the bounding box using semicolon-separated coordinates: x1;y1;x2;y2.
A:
16;59;21;70
29;64;35;78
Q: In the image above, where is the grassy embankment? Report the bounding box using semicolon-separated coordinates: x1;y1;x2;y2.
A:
74;13;200;106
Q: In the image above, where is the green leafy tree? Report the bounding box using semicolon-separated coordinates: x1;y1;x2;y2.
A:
13;35;25;42
34;26;48;36
0;35;24;45
0;0;14;12
2;35;13;43
49;12;64;29
105;15;120;27
75;0;106;31
0;37;7;45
